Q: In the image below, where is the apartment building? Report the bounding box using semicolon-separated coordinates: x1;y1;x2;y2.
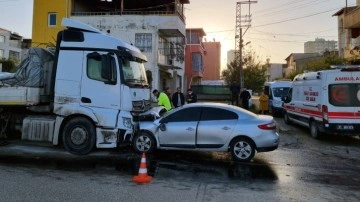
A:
32;0;190;92
227;50;236;65
203;41;221;81
333;0;360;61
0;27;23;62
304;38;337;54
185;28;206;88
266;63;287;82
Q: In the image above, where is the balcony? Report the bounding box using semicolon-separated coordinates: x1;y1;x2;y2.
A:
9;40;22;49
71;0;188;22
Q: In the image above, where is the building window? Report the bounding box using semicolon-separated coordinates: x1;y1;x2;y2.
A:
191;52;203;72
0;49;4;58
48;13;57;26
135;33;152;52
9;51;20;61
0;35;5;43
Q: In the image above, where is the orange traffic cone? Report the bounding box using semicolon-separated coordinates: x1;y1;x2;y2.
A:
132;153;152;184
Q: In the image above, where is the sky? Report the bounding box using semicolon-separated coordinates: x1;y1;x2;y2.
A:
0;0;356;69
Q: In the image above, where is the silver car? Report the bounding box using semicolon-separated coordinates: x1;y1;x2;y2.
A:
133;103;279;162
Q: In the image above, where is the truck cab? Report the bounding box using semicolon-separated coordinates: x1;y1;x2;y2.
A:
0;19;151;155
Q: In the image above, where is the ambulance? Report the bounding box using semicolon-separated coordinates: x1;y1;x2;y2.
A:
282;66;360;138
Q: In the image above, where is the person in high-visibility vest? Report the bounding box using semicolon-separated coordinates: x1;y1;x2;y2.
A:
152;89;172;111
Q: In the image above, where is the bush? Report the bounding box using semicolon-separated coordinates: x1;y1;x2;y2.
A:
0;58;17;72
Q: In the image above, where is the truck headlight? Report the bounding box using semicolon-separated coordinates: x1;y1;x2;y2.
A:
123;118;133;129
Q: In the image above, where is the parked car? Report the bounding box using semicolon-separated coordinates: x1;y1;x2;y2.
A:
133;103;279;162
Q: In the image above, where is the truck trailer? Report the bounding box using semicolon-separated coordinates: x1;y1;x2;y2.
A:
0;18;151;154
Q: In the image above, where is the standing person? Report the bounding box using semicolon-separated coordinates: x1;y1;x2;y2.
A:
186;88;197;103
239;87;251;110
258;91;269;114
152;89;172;111
164;87;172;103
172;87;185;108
229;81;240;106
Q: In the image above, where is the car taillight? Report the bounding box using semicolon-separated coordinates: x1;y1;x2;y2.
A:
258;121;276;130
322;105;328;124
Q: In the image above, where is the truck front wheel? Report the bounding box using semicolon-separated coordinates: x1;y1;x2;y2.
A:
62;117;96;155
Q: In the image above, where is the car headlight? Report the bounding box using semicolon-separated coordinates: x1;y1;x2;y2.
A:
123;117;133;129
273;100;282;106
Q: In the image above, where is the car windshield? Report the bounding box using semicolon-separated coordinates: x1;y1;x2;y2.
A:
119;57;148;87
273;87;290;97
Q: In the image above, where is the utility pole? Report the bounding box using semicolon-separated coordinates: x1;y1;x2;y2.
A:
235;1;257;89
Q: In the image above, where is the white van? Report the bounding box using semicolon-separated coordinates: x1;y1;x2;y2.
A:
282;66;360;138
264;80;292;116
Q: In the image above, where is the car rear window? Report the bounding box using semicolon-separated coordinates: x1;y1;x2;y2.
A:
329;84;360;107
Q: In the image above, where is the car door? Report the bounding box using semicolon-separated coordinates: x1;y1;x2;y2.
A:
196;107;238;148
158;107;201;148
80;51;120;127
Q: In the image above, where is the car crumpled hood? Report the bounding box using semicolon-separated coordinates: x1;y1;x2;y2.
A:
138;106;166;119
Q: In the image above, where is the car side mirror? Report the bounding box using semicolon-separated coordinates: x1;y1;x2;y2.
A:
159;123;166;131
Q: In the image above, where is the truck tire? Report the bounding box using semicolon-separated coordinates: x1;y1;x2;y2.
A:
62;117;96;155
310;121;320;139
132;131;155;153
284;111;292;125
230;137;255;162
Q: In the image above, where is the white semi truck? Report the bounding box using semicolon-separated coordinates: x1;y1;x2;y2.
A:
0;19;151;154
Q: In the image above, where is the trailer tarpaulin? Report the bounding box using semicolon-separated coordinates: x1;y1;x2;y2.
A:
1;48;54;87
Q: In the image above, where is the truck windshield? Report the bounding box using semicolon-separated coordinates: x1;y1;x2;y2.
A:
119;57;149;87
273;87;290;97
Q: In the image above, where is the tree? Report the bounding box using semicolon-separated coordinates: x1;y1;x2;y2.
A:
222;51;267;93
0;58;17;73
284;53;349;81
302;52;347;71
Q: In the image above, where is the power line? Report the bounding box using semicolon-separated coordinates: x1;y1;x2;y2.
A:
249;29;337;38
247;36;306;43
254;0;328;19
252;6;343;28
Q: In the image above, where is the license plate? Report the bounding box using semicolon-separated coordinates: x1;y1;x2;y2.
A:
336;125;354;130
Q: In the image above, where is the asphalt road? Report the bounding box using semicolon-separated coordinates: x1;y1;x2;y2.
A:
0;117;359;202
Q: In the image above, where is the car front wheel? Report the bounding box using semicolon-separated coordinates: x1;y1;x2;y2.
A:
230;137;255;162
132;131;156;153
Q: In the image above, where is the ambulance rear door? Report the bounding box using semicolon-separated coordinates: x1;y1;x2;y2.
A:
326;69;360;132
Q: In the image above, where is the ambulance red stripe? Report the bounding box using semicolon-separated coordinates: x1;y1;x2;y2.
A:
284;106;360;119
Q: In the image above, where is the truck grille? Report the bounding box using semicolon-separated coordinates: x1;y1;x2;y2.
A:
132;100;151;112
